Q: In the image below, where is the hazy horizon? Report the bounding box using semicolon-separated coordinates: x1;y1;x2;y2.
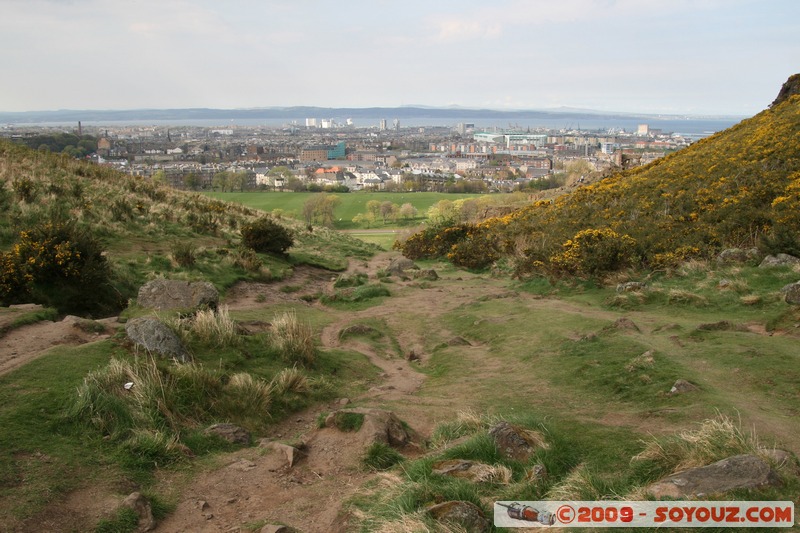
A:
2;1;798;116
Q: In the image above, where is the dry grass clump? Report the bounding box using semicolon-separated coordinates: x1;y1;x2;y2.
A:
271;310;316;367
226;372;273;414
740;294;762;305
271;367;311;396
429;409;496;449
190;305;239;347
667;289;708;306
544;463;605;500
632;414;764;473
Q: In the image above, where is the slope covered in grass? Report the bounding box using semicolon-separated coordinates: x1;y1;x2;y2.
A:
0;141;378;314
398;80;800;275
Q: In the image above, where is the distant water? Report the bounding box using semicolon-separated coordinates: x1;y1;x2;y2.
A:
11;115;743;138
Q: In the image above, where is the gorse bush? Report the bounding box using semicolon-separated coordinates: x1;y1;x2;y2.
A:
241;216;294;255
0;219;119;314
549;228;637;277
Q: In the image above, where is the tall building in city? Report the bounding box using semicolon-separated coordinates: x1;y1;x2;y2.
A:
379;119;387;131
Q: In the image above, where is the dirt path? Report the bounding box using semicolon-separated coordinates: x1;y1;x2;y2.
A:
0;316;116;377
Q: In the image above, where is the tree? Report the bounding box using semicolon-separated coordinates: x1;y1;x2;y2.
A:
379;201;398;224
227;171;247;192
399;203;418;221
183;172;201;190
151;170;167;186
303;194;340;227
212;171;229;192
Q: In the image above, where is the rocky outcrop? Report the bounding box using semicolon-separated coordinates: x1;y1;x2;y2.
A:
125;317;190;362
645;454;780;498
772;73;800;107
426;501;490;533
388;257;417;276
121;492;156;532
716;248;759;265
616;281;647;293
204;423;251;445
669;379;699;395
782;282;800;305
137;279;218;311
759;253;800;268
325;408;416;448
413;269;439;281
489;421;548;462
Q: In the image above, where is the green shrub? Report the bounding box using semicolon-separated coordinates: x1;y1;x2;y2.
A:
330;411;365;432
171;241;196;268
333;272;368;288
241;216;294;255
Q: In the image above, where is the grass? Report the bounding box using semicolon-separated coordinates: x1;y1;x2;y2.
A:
0;306;59;336
270;310;317;367
363;442;405;471
205;191;481;230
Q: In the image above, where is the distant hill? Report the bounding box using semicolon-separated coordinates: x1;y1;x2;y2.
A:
0;106;740;125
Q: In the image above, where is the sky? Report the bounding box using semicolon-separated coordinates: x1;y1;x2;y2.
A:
1;0;798;116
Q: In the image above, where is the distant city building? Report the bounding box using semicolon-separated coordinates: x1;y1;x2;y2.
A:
379;119;387;131
637;124;649;136
306;118;317;128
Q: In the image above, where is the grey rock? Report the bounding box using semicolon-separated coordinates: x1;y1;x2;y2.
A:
759;253;800;268
426;501;490;533
121;492;156;532
489;421;548;462
669;379;699;394
413;269;439;281
645;454;780;498
205;423;250;445
137;279;218;311
125;317;190;362
616;281;647;293
260;526;292;533
717;248;759;264
388;257;417;275
325;408;416;448
783;282;800;305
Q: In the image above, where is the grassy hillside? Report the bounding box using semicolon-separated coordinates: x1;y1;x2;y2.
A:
0;141;378;314
398;92;800;275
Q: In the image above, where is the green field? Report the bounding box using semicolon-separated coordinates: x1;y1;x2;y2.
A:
205;191;481;230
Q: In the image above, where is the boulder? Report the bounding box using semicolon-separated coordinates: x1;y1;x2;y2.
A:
716;248;759;264
616;281;647;293
121;492;156;532
259;440;303;467
426;501;490;533
413;269;439;281
489;421;548;462
604;317;640;333
204;423;250;445
645;454;780;498
137;279;218;311
388;257;417;276
125;317;190;362
525;463;548;483
325;408;416;448
669;379;699;395
783;282;800;305
759;253;800;268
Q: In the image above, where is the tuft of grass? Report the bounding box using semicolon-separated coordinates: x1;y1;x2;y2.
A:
271;367;311;396
333;272;368;288
632;414;765;476
330;411;365;432
183;305;239;347
363;442;406;471
270;310;316;367
94;506;140;533
667;288;708;306
430;409;491;449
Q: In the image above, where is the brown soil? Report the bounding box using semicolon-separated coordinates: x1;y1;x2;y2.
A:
3;251;799;532
0;315;116;376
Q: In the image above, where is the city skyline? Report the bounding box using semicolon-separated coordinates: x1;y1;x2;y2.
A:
2;0;798;116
